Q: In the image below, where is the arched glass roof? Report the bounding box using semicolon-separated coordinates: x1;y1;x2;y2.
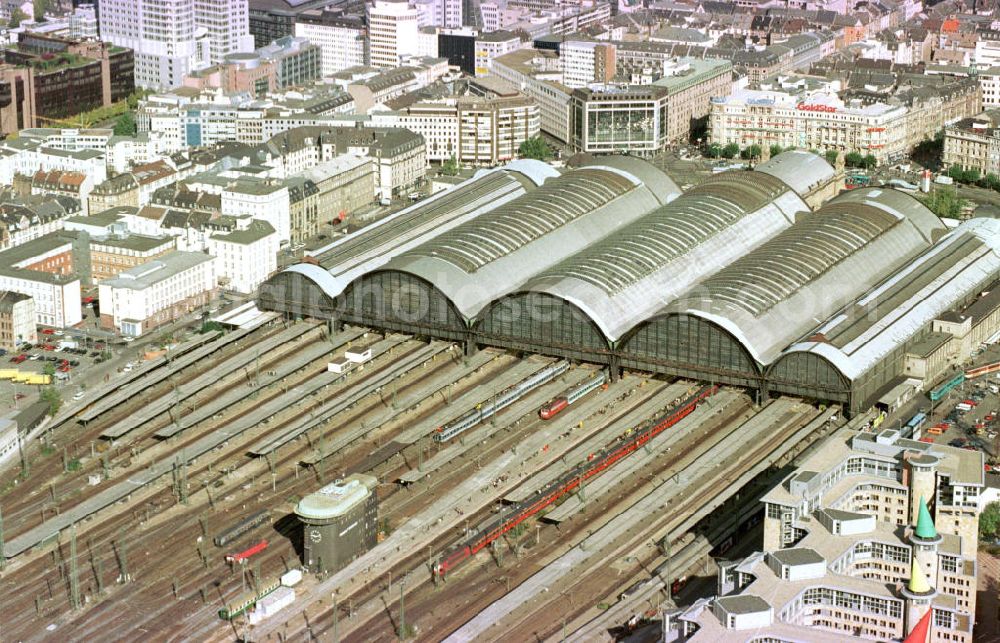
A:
498;159;815;341
665;187;946;364
404;168;638;273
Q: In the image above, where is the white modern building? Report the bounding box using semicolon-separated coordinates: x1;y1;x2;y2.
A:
99;0;253;89
194;0;255;64
98;0;210;90
98;251;217;336
294;13;367;77
206;219;278;294
367;0;421;69
221;179;291;245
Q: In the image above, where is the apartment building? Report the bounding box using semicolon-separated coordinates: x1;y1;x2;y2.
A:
0;195;81;251
31;171;93;216
205;218;278;293
0;291;36;349
88;161;178;214
943;113;1000;178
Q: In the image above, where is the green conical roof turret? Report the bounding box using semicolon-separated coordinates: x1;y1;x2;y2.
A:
915;496;937;540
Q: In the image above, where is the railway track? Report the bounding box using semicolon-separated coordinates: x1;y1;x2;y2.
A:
0;333;536;639
0;321;307;535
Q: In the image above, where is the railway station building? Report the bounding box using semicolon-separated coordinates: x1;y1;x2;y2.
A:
260;151;1000;416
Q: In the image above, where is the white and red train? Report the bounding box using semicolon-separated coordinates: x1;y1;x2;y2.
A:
433;384;718;578
538;371;608;419
434;361;569;442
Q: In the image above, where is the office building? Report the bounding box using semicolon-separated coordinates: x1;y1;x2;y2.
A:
0;34;134;136
248;0;338;48
194;0;256;64
98;250;217;336
0;231;85;328
99;0;253;89
666;423;980;642
294;11;367;76
367;0;420;69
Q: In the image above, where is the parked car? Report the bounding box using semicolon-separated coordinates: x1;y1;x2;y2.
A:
72;391;85;401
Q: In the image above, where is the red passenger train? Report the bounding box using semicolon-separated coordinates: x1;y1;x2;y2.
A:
435;384;717;578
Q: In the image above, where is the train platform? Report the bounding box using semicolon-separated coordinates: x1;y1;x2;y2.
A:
248;339;452;455
300;349;501;466
250;373;659;640
152;328;373;440
543;390;743;523
393;359;554;445
75;329;228;424
445;397;823;641
102;323;338;439
398;368;593;483
502;379;691;504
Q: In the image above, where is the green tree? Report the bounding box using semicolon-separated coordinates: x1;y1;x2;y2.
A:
740;144;761;160
706;143;722;159
981;173;1000;191
844;151;865;168
824;149;839;165
9;7;26;28
113;111;136;136
911;132;944;167
918;186;967;218
32;0;48;22
981;501;1000;542
769;144;783;158
42;362;55;377
518;136;553;161
721;143;739;159
863;154;877;170
948;164;965;181
40;385;61;416
441;156;459;176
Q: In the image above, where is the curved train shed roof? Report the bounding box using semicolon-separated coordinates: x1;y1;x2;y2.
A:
780;217;1000;380
755;150;837;197
379;158;677;319
505;164;810;341
293;160;557;301
664;187;946;364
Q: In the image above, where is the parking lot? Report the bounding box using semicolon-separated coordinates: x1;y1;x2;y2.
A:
0;298;223;417
926;379;1000;469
